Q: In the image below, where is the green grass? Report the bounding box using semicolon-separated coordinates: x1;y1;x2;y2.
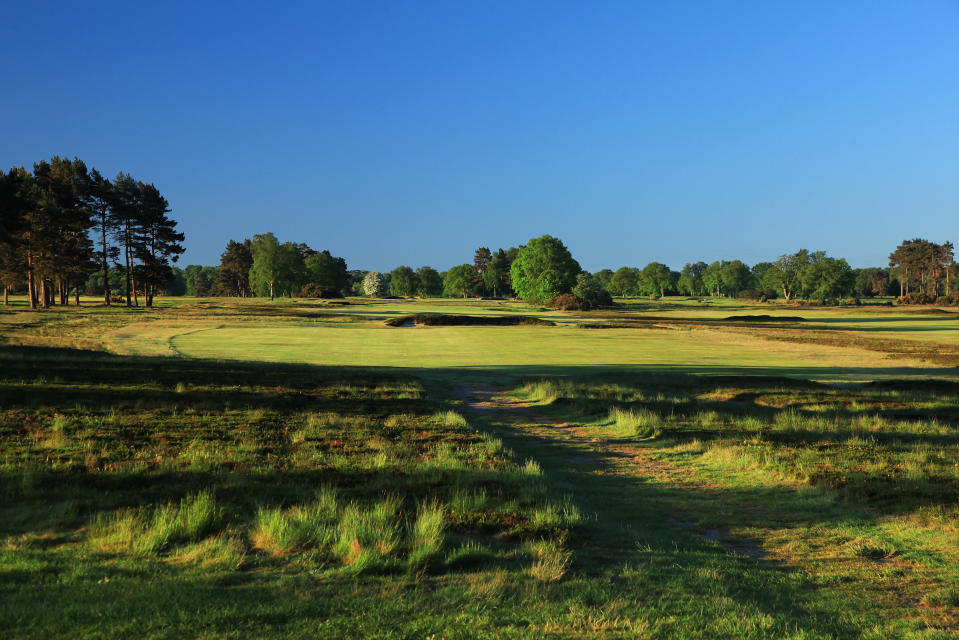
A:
1;297;958;638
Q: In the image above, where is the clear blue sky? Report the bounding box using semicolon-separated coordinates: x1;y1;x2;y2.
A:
2;1;957;272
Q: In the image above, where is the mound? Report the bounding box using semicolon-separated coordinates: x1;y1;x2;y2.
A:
385;314;554;327
724;315;807;322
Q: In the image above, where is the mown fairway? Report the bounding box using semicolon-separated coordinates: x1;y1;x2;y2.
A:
2;297;958;638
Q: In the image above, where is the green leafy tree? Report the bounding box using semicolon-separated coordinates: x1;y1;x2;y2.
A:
249;233;282;299
133;182;184;307
484;248;513;298
389;265;419;297
677;262;707;296
719;260;751;297
416;266;443;297
638;262;672;298
509;235;581;302
443;264;477;298
592;268;614;294
305;250;349;295
800;253;854;301
610;267;640;297
702;261;725;296
473;247;492;295
572;272;612;309
761;250;810;301
215;239;253;297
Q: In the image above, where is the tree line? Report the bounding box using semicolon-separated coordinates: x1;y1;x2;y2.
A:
178;234;955;307
0;157;184;308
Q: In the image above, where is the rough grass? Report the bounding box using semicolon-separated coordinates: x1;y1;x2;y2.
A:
3;298;959;638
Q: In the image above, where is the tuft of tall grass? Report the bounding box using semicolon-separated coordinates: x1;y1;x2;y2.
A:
445;541;495;570
432;410;468;429
407;500;446;572
608;407;661;438
89;490;222;555
334;496;402;573
250;487;339;555
171;534;247;570
528;540;572;582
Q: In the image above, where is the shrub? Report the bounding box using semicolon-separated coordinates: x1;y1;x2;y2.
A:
935;293;959;306
898;292;935;305
572;273;613;309
736;288;777;301
296;283;343;298
546;293;587;311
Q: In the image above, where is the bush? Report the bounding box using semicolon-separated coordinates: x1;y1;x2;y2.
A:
935;293;959;306
572;273;613;309
545;293;587;311
898;292;936;305
296;283;344;299
736;289;777;301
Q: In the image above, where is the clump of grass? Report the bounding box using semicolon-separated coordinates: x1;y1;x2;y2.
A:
522;380;572;404
432;410;468;429
334;496;402;573
921;588;959;608
528;540;572;582
171;533;247;570
530;498;583;532
90;490;222;555
848;539;896;560
250;487;339;555
408;500;446;572
608;407;661;438
445;541;496;570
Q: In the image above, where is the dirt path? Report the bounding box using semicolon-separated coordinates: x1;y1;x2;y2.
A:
453;382;772;561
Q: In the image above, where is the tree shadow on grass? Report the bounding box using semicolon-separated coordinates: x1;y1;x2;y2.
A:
2;344;955;637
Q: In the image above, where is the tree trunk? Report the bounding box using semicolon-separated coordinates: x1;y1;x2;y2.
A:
26;252;37;309
101;220;110;305
269;281;274;300
74;284;80;306
3;286;7;305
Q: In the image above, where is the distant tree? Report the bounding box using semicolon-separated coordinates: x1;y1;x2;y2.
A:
389;265;419;297
869;269;890;296
85;169;118;304
362;270;388;297
592;268;614;294
610;267;641;297
572;272;613;309
509;235;581;302
484;248;513;298
800;254;854;301
194;270;212;296
889;238;954;298
761;250;810;301
638;262;672;298
133;182;184;307
110;172;143;306
702;261;725;297
305;250;349;295
677;262;707;296
416;266;443;297
473;247;492;295
719;260;751;297
443;264;477;298
249;233;282;299
750;262;774;292
216;239;253;297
